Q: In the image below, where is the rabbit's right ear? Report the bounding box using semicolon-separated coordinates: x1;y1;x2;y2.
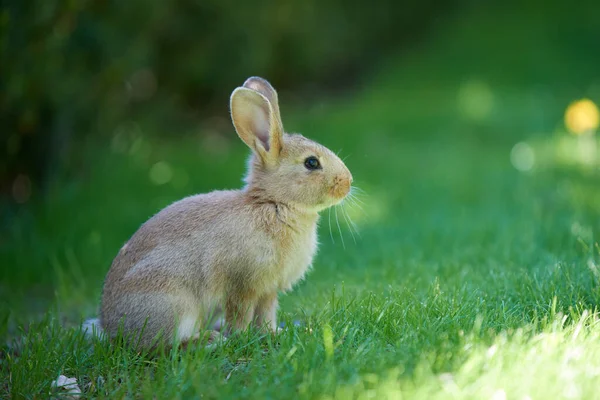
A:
230;87;282;165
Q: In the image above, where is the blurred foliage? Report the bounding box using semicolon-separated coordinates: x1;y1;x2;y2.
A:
0;0;454;203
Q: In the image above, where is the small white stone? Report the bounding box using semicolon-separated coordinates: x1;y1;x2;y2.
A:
52;375;81;397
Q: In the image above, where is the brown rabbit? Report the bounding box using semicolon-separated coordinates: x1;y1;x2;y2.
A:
85;77;353;349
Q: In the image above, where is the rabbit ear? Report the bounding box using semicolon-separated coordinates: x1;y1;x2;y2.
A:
242;77;283;133
230;87;282;164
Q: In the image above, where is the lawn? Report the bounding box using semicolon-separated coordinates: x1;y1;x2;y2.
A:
2;7;600;399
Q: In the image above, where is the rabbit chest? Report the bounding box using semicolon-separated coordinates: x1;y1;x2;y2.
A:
273;221;318;292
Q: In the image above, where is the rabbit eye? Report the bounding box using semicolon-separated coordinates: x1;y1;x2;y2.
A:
304;156;321;170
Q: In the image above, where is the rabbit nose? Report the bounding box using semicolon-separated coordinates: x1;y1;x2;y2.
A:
330;174;352;199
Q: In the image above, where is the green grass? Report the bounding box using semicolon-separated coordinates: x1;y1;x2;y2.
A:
2;7;600;399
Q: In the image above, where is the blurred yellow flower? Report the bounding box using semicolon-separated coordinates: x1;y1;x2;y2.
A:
564;99;599;135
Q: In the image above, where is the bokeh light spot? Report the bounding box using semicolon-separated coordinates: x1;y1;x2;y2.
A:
89;231;102;245
571;221;592;243
111;130;129;153
111;122;142;154
457;80;494;121
149;161;173;185
510;142;535;172
556;134;597;167
564;99;599;135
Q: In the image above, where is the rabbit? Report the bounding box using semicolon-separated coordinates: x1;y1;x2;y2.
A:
87;77;353;349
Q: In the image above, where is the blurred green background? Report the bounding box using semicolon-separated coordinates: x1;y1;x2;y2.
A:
3;0;600;397
2;0;600;327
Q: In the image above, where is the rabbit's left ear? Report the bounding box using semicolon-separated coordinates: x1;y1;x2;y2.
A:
230;87;282;165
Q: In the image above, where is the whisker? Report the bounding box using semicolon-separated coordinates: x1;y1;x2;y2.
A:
348;196;365;207
348;192;366;206
346;194;366;214
343;203;361;237
341;206;357;244
351;185;366;194
350;189;367;201
343;204;361;238
334;206;345;249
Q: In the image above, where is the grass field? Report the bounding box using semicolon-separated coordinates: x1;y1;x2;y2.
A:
2;7;600;399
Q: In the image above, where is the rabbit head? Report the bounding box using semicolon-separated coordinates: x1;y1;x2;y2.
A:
231;77;352;213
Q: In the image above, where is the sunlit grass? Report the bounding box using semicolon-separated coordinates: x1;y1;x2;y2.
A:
327;309;600;399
